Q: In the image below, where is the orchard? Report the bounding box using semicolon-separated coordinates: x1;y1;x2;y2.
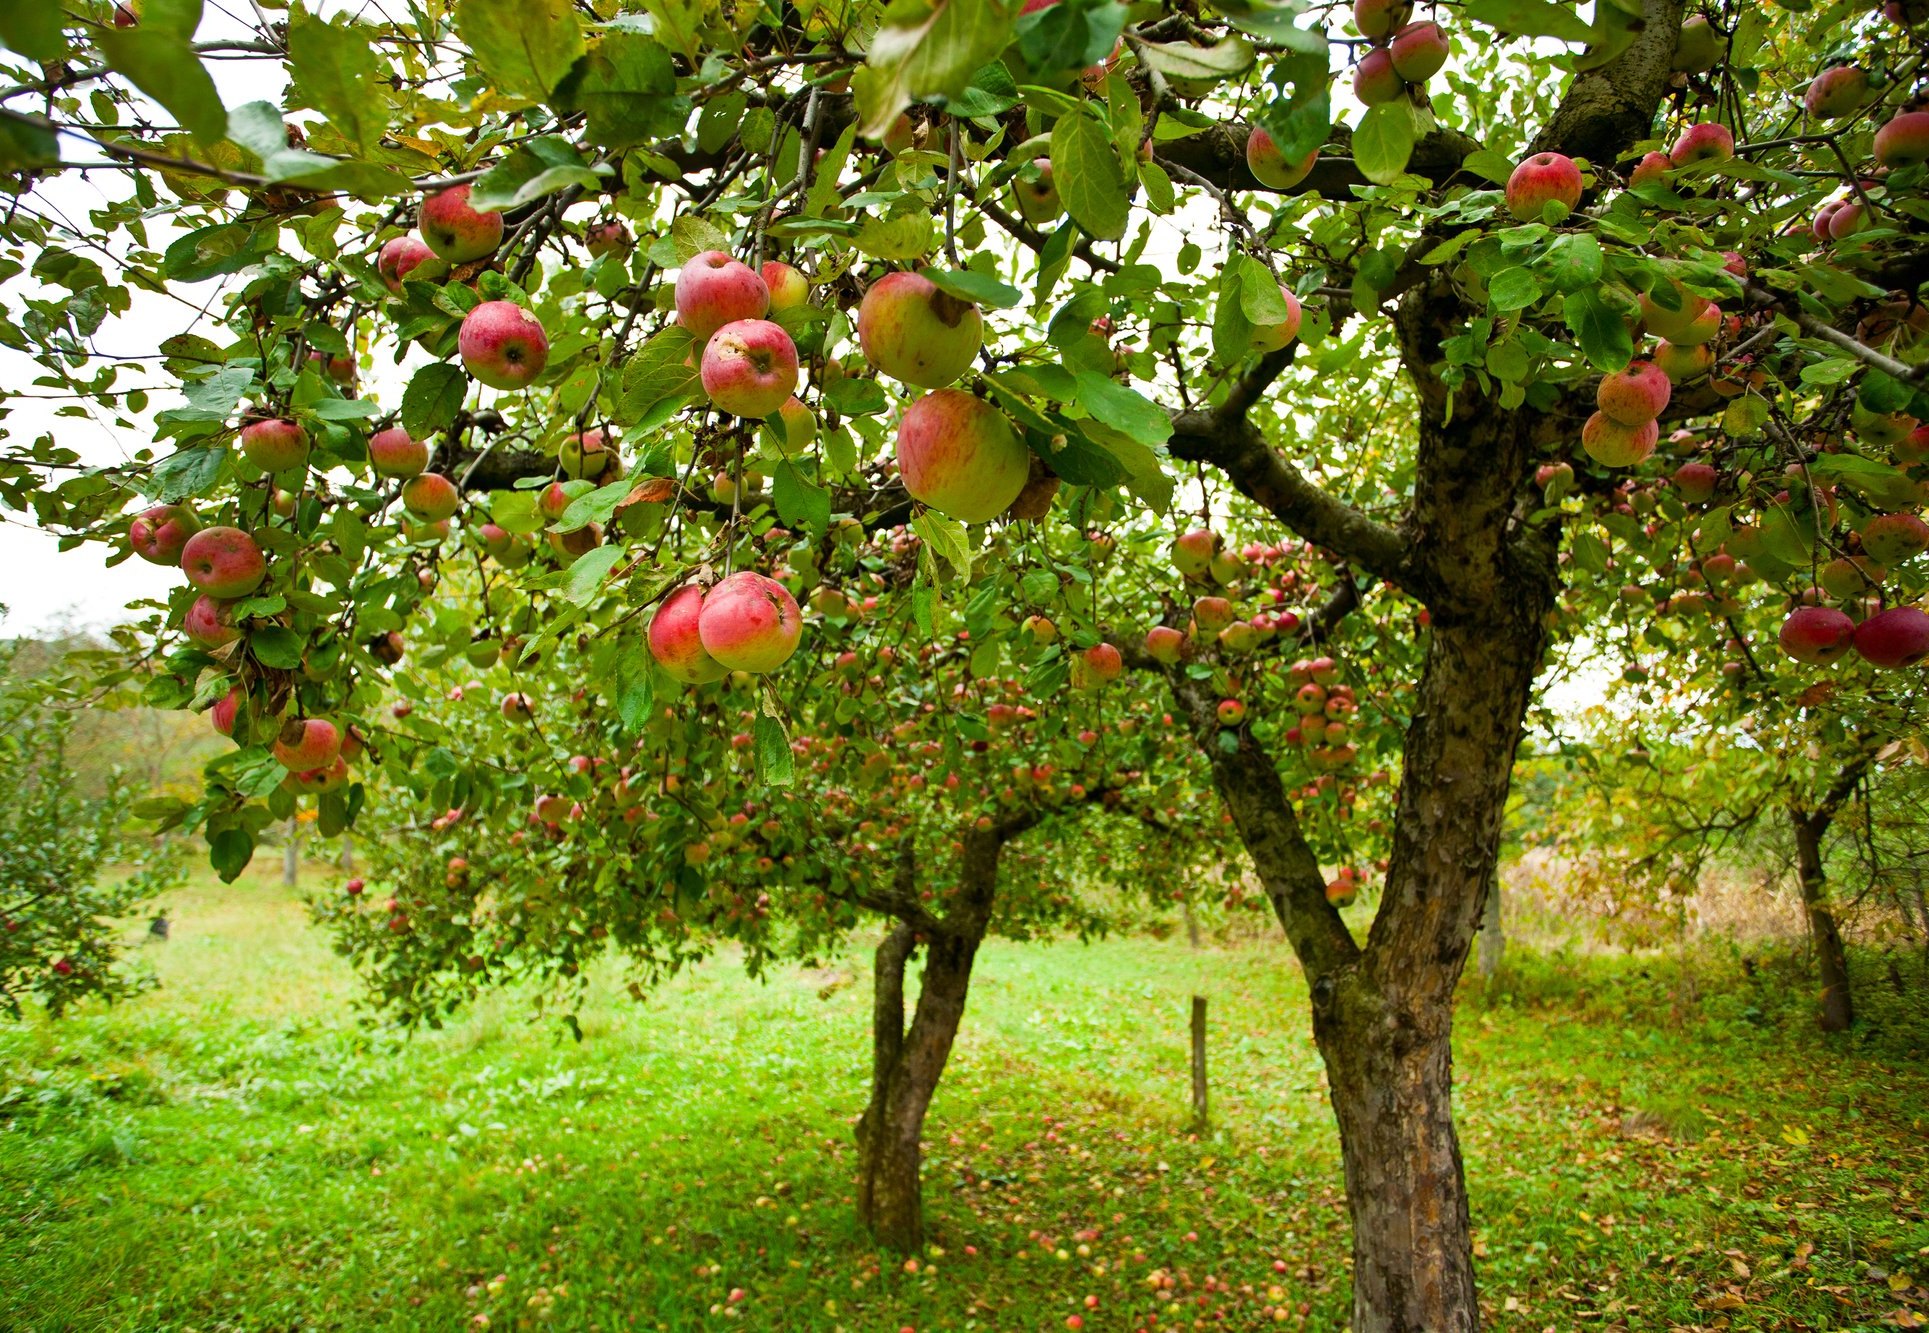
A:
1;0;1926;1328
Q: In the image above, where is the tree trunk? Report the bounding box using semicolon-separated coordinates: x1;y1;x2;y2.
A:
1792;809;1854;1032
854;830;1003;1251
1188;995;1209;1130
1477;872;1503;980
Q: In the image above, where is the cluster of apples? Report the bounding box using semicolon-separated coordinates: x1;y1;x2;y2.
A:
646;573;805;685
676;250;810;419
1285;656;1362;771
1348;0;1449;106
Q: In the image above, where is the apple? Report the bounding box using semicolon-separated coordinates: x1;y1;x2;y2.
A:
1627;151;1672;188
760;397;817;457
1022;615;1059;645
1861;512;1929;565
1070;642;1122;690
377;236;436;292
1852;606;1929;668
1673;14;1720;72
1388;21;1448;82
240;418;310;473
1805;65;1869;119
699;571;804;673
1193;595;1234;632
1874;111;1929;168
676;251;769;342
857;271;983;389
1250;286;1304;352
1353;0;1412;39
368;426;428;478
1672;461;1719;502
460;300;549;390
181;527;266;598
1581;411;1659;467
183;594;240;649
1820;555;1885;598
1353;47;1404;105
895;388;1030;523
1505;152;1583;221
418;184;502;263
1242;128;1319;191
1669;121;1734;167
1173;528;1218;578
272;717;342;771
1596;360;1671;424
1145;625;1186;664
761;260;809;311
211;686;242;736
1852;401;1918;449
129;504;199;565
585;220;631;257
399;472;459;522
113;2;139;26
648;583;728;684
1652;340;1713;382
1013;158;1063;223
1778;605;1856;664
701;319;800;418
1639;285;1719;344
560;428;620;480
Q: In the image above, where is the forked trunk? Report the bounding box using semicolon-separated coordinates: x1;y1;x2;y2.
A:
1792;810;1854;1032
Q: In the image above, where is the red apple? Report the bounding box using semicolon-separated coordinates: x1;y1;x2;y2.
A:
1860;512;1929;565
1778;606;1856;665
1874;111;1929;168
183;594;240;649
181;527;266;599
418;184;502;263
560;428;620;480
1071;642;1122;689
272;717;342;771
1251;286;1303;352
895;388;1029;523
1652;340;1713;382
1852;606;1929;668
701;319;800;418
761;397;817;457
676;251;769;342
858;272;983;389
1353;47;1404;105
1805;65;1869;119
584;220;631;258
1388;21;1448;82
401;472;460;522
377;235;435;292
129;504;199;565
698;571;804;673
1505;152;1583;221
368;426;428;478
1672;461;1719;502
1596;360;1671;424
1173;528;1218;578
1145;625;1186;664
761;260;808;311
459;300;549;390
1353;0;1412;39
1669;121;1734;167
648;583;728;684
211;686;242;736
240;418;310;473
1581;411;1659;467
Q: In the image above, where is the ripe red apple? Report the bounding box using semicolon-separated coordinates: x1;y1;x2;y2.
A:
560;428;620;480
1145;625;1186;665
895;388;1030;522
1669;121;1734;167
401;472;460;522
113;2;139;26
129;504;199;565
418;184;502;263
648;584;728;684
1071;642;1123;689
368;426;428;478
1874;111;1929;168
211;686;242;736
1173;528;1218;578
1805;65;1869;119
1353;0;1412;39
584;220;631;258
1860;512;1929;564
1250;286;1304;353
501;692;535;721
698;571;804;673
377;236;435;292
701;319;799;418
1852;606;1929;669
1353;47;1404;105
1581;412;1658;467
676;251;769;342
1778;606;1856;665
181;527;266;599
1013;158;1063;223
1652;339;1713;382
1246;129;1317;189
272;717;342;771
240;418;310;473
1505;152;1583;221
1596;360;1671;424
1388;21;1448;82
183;594;240;649
1639;286;1719;344
459;300;549;390
761;260;808;311
857;272;983;389
1193;595;1234;632
1628;152;1672;188
1672;461;1719;502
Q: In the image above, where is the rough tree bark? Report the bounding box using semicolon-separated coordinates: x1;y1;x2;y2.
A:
1478;873;1505;982
1790;754;1872;1032
853;828;1009;1251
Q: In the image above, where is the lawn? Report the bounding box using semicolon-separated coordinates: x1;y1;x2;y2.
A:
1;864;1925;1332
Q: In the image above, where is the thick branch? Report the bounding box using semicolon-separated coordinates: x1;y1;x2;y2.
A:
1529;0;1689;164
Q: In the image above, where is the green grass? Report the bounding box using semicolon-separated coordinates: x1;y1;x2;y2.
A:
2;866;1926;1332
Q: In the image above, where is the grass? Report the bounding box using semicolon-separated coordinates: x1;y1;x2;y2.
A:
1;865;1926;1332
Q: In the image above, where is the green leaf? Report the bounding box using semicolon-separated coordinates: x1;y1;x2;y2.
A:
1541;232;1603;292
1136;36;1255;84
615;326;701;428
671;215;731;262
161;223;276;283
553;29;686;148
564;544;626;603
1238;260;1291;324
249;627;306;670
1074;372;1171;445
455;0;587;102
1563;288;1632;371
0;114;58;173
752;712;795;786
806;124;859;215
1458;148;1515;185
402;364;467;439
0;7;67;61
913;510;973;580
851;0;1019;139
950;61;1022;119
614;635;656;731
854;213;936;260
469;136;601;211
98;0;227;144
1255;85;1330;165
927;269;1022;309
1463;0;1595;43
1487;266;1543;312
287;11;384;152
151;445;227;502
1050;109;1128;241
559;479;634;532
773;460;833;535
1351;103;1415;185
208;828;255;884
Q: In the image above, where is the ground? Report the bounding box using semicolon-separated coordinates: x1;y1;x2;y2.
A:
1;863;1925;1332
